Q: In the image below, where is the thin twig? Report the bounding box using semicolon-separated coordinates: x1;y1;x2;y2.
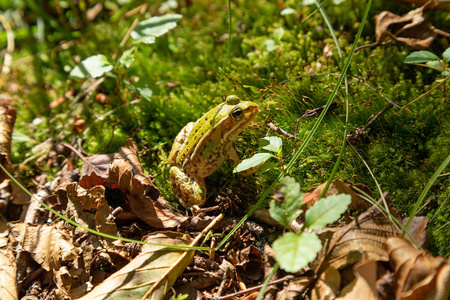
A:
401;76;449;109
211;275;294;300
267;122;295;139
294;102;339;139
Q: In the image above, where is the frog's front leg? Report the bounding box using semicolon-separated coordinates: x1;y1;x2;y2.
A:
170;166;206;209
226;144;258;175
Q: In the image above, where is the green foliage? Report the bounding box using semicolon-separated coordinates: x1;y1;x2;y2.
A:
304;194;351;229
131;14;182;44
70;54;113;78
272;232;322;273
234;136;283;173
270;176;351;272
405;47;450;76
269;176;303;228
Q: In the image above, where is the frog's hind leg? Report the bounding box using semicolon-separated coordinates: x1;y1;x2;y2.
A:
170;166;206;209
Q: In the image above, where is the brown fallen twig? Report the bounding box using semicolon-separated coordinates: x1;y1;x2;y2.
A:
347;103;394;145
294;102;339;139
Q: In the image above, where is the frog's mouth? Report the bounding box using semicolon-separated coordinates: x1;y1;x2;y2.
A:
224;106;259;140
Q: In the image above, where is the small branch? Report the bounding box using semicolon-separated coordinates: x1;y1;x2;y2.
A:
294;102;339;139
401;76;449;109
0;12;15;75
267;122;295;140
211;275;294;299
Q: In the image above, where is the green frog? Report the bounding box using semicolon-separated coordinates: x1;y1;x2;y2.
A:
169;95;259;209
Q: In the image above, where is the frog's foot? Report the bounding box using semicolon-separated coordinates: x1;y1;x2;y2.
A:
170;166;207;209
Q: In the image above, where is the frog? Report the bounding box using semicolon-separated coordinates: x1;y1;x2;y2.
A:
168;95;259;210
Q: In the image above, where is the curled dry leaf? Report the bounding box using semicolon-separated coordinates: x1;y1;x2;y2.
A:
314;205;400;273
336;260;378;300
386;236;450;300
80;139;187;229
0;97;16;183
369;2;450;50
9;222;80;271
303;180;371;210
0;215;17;300
76;232;194;300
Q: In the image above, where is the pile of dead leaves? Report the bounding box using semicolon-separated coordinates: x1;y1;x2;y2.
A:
0;99;449;300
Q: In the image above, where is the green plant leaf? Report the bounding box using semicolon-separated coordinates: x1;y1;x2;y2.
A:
260;136;282;153
269;176;303;227
119;47;136;68
304;194;351;229
280;8;296;16
131;14;182;44
233;152;273;173
426;60;443;71
265;39;279;52
443;47;450;64
273;232;322;273
273;27;285;42
404;51;440;64
442;70;450;76
134;77;153;100
70;54;113;78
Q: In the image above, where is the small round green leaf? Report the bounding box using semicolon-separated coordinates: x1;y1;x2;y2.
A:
304;194;351;229
265;39;279;52
426;60;443;71
70;54;113;79
405;51;440;64
260;136;283;153
443;47;450;64
273;232;322;273
131;14;182;44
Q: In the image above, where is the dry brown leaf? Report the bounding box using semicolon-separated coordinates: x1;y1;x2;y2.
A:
337;260;378;300
367;2;450;50
63;183;118;239
9;222;80;271
80;139;187;229
0;215;18;300
303;180;371;210
76;231;194;300
311;266;341;300
0;98;16;183
386;236;450;300
314;205;400;273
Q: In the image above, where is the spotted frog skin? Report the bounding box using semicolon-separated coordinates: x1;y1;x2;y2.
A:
168;95;259;209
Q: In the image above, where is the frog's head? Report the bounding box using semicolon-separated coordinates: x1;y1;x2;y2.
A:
220;95;259;139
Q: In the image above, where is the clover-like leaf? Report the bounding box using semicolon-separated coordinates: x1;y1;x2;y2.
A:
269;176;303;227
70;54;113;79
119;47;136;68
265;39;279;52
304;194;351;229
260;136;282;154
273;232;322;273
131;14;182;44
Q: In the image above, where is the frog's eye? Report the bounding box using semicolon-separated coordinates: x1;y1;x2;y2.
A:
230;107;243;120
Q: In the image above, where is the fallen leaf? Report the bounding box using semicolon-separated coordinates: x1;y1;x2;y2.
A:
9;222;81;271
303;180;370;210
0;97;16;182
359;1;450;50
80;139;187;229
311;266;341;300
76;231;194;300
337;260;378;300
386;236;450;300
0;215;17;300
